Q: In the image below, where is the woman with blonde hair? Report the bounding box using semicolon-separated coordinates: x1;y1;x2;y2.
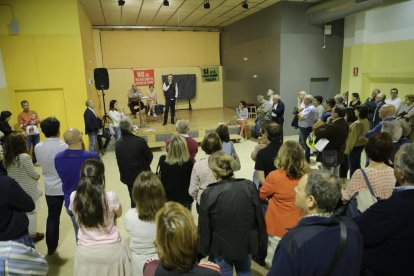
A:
259;140;309;267
198;151;264;276
70;159;130;276
158;134;193;209
124;171;166;276
3;132;43;243
143;202;219;275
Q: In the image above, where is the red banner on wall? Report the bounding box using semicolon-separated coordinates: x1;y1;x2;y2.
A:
133;69;154;86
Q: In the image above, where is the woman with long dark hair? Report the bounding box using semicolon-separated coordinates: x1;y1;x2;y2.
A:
108;100;125;140
0;111;13;141
70;159;130;275
4;132;43;243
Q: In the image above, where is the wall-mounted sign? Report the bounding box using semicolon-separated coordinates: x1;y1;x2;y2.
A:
353;67;359;77
133;69;154;86
200;66;219;82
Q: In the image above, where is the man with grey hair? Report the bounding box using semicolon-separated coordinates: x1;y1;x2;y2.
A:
267;89;275;105
165;120;198;162
269;170;363;275
356;144;414;276
115;117;153;208
371;93;386;129
255;95;272;137
334;94;345;109
298;95;318;162
365;88;380;122
366;104;396;138
382;121;402;142
83;99;102;152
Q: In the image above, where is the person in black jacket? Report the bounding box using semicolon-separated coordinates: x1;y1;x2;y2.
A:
115;118;153;208
0;171;35;248
158;134;194;210
198;151;265;276
162;74;178;126
83;99;102;152
0;111;13;141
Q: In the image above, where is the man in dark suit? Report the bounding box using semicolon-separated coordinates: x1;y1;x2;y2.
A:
115;118;153;208
162;74;178;126
83;99;102;152
356;144;414;276
371;93;386;129
314;107;349;176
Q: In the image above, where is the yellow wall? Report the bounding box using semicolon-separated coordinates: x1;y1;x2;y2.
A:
96;30;223;110
0;0;92;139
341;40;414;100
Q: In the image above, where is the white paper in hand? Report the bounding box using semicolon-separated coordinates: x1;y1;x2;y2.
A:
315;138;330;152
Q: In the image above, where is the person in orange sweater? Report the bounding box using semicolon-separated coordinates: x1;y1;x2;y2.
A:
259;140;309;267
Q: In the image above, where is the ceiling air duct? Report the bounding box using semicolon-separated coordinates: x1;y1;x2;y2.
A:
306;0;406;25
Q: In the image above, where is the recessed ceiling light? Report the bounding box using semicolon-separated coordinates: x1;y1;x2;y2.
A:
204;1;210;9
163;0;169;6
242;1;248;9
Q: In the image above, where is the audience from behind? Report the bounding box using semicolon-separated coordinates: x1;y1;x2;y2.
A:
396;119;412;144
259;140;309;267
55;128;100;240
3;132;43;243
365;89;380;122
345;105;370;177
0;110;12;140
83;99;102;152
34;117;68;255
254;95;272;137
397;94;414;120
356;144;414;276
314;107;349;176
385;87;402;111
165;120;198;162
188;132;222;211
17;100;41;164
381;121;405;163
158;134;194;209
215;124;239;163
115;117;153;208
269;170;363;275
255;122;283;186
349;92;361;109
0;171;35;248
124;171;165;276
70;159;130;275
298;95;318;162
198;151;264;276
334;94;345;108
143;202;220;276
313;96;324;119
366;103;396;138
108;99;126;140
235;100;249;139
0;240;48;275
270;94;285;133
313;97;336;129
371;93;387;129
343;133;395;203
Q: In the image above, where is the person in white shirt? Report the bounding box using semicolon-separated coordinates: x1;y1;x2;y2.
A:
385;88;402;112
108;100;125;140
313;96;325;119
267;89;275;105
124;172;165;276
34;117;68;255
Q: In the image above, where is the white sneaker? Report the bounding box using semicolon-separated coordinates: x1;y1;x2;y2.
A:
153;114;157;117
148;112;151;116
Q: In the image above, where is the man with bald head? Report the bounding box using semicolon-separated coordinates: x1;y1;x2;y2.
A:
54;128;99;239
366;104;396;138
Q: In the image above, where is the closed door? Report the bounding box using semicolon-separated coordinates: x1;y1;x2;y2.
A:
310;78;330;99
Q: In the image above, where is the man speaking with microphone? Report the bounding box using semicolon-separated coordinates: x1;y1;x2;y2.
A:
162;74;178;126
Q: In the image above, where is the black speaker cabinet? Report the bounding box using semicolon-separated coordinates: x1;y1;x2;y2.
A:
94;68;109;90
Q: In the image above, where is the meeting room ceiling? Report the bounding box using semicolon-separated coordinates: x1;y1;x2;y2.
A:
80;0;320;29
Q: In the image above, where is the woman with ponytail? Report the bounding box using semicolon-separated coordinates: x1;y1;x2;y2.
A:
69;159;131;276
198;151;265;276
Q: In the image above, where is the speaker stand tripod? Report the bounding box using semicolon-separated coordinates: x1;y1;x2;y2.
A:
100;89;112;129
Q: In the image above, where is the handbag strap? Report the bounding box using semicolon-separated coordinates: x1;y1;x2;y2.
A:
324;219;347;276
360;169;377;198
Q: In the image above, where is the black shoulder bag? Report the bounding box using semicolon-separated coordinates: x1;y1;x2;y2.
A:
323;219;347;276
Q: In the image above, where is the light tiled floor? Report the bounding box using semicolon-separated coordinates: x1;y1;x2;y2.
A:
34;137;283;276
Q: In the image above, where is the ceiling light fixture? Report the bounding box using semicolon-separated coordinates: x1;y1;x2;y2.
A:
118;0;125;6
163;0;169;6
242;1;248;9
204;1;210;9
